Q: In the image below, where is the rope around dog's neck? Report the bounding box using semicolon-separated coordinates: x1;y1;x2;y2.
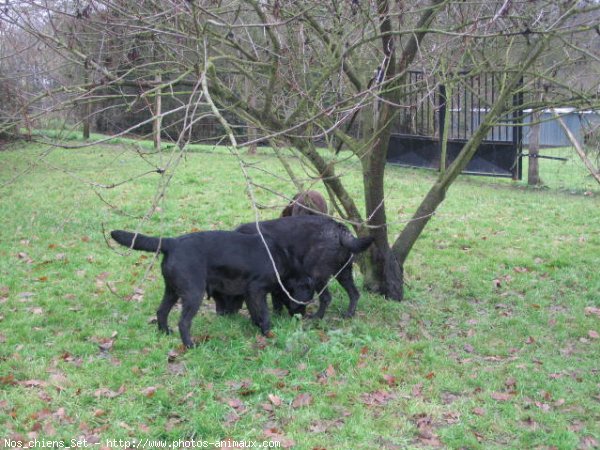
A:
250;221;356;307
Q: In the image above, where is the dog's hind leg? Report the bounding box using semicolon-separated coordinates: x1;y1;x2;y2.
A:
246;290;272;337
214;293;244;315
336;265;360;318
157;284;178;335
178;289;203;348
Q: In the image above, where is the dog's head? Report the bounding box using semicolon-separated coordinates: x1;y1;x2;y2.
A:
282;275;315;315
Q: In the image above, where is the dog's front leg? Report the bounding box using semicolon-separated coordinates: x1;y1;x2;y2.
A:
246;290;272;337
308;283;332;319
270;287;286;315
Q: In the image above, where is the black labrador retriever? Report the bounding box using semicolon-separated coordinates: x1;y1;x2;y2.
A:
110;229;314;348
214;216;374;319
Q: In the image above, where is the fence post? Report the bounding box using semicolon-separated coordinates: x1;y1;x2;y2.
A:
512;77;524;180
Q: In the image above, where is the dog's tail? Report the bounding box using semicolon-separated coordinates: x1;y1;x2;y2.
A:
111;230;173;253
339;226;375;254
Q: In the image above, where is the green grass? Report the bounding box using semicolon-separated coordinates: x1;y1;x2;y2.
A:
0;139;599;449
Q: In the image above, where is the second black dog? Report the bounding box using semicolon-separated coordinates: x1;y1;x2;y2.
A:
111;229;314;348
214;216;374;319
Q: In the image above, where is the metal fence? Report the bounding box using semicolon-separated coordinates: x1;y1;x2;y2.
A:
522;109;600;147
388;71;524;178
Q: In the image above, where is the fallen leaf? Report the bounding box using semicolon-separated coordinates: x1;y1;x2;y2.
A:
261;403;274;413
535;401;551;412
268;394;282;407
414;414;442;448
588;330;599;340
141;386;157;398
361;389;396;406
292;392;313;408
317;365;336;384
308;418;343;433
584;307;600;318
20;380;49;388
17;252;33;263
472;431;485;443
412;383;423;398
126;288;145;302
325;364;336;377
472;407;486;416
93;337;115;352
443;411;460;424
224;411;240;426
167;347;185;362
265;368;289;378
255;335;268;350
381;374;397;387
263;428;295;449
226;398;246;413
94;385;125;398
521;416;538;429
579;436;599;449
165;415;182;432
491;392;512;402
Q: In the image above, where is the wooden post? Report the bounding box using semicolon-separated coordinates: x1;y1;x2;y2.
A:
527;109;541;185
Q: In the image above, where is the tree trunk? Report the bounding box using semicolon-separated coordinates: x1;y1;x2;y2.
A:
246;77;258;155
359;0;402;299
153;73;162;151
359;0;443;300
528;110;541;185
362;102;403;300
555;113;600;185
83;70;91;139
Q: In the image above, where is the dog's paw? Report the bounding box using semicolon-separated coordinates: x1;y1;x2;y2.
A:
306;312;325;320
343;311;356;319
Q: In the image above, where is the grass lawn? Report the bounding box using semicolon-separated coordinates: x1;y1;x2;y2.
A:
0;139;599;449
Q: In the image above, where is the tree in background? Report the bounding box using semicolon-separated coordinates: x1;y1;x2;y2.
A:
1;0;598;299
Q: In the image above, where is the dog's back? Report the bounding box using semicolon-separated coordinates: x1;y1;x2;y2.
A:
237;215;373;257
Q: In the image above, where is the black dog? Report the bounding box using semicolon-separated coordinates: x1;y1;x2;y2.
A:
214;216;374;319
111;230;314;348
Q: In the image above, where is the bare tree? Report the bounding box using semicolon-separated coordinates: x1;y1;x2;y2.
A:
1;0;598;300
